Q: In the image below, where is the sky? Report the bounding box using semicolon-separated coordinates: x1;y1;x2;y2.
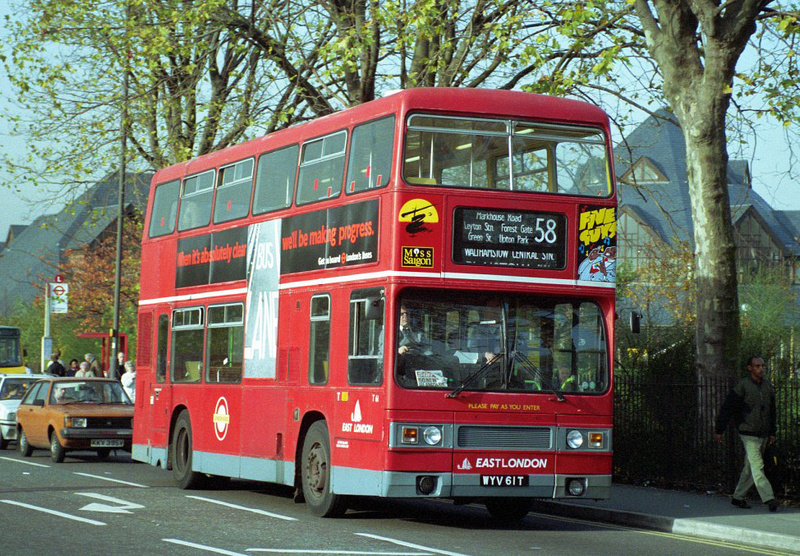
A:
1;6;798;242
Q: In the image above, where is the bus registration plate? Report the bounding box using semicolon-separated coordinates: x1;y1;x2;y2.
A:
480;475;529;487
91;439;124;448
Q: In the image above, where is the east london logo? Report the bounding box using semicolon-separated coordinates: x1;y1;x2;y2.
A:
401;246;434;268
341;400;374;434
213;396;230;441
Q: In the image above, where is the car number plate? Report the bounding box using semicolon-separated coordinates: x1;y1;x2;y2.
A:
480;475;529;487
91;439;124;448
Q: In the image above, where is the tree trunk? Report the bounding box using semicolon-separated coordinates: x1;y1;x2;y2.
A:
677;99;741;380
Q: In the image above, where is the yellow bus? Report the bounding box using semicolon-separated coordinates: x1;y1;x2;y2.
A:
0;326;27;374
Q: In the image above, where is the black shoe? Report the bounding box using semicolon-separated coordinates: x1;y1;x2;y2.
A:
731;498;751;509
767;499;779;512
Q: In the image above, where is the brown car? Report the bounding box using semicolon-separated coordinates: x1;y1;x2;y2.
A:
16;377;134;462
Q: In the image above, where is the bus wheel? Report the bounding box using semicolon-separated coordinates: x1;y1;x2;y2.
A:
171;411;205;489
18;429;32;457
484;497;532;523
301;421;347;517
50;431;66;463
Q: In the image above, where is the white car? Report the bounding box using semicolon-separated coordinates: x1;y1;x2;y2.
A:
0;374;45;449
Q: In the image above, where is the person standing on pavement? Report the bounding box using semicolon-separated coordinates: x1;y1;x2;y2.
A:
715;356;779;512
75;361;95;378
66;359;80;377
110;351;125;380
85;352;103;377
46;352;66;376
121;360;135;402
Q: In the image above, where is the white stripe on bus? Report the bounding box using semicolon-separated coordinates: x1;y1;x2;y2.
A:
139;270;613;306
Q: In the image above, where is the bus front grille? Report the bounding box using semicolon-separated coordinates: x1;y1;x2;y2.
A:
456;426;552;450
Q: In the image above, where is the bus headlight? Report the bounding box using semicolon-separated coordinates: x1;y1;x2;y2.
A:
66;417;87;428
423;426;442;446
566;430;584;449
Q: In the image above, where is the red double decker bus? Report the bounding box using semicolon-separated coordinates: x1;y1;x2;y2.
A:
133;88;616;521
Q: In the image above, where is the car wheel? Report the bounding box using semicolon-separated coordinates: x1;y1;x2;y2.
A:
50;431;66;463
18;429;32;457
0;435;8;450
171;411;205;489
301;421;347;517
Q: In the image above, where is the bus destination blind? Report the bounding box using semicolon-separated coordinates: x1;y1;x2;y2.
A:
453;208;567;269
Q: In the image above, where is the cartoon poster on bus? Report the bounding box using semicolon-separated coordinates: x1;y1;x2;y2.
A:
577;206;616;283
244;220;281;379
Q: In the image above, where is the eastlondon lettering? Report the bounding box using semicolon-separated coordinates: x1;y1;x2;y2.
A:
475;457;547;469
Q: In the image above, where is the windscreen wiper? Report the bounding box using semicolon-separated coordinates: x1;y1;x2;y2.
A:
446;356;500;398
512;351;565;401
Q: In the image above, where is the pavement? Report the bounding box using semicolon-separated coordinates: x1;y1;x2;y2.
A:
530;484;800;553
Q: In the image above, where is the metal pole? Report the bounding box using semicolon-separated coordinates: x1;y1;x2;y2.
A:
111;8;130;379
42;282;52;372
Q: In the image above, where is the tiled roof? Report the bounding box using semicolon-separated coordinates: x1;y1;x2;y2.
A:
616;110;800;257
0;171;152;312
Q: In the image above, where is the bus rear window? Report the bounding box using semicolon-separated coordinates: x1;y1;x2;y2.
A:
148;179;180;238
403;115;610;197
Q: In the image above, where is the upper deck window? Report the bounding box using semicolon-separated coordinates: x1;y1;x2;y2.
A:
403;115;611;197
296;130;347;205
214;159;254;224
148;179;180;238
253;144;298;215
178;170;215;231
345;116;395;194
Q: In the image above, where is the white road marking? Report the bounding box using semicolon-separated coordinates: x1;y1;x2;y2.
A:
0;456;49;468
186;495;297;521
163;538;247;555
76;492;145;513
72;472;149;487
355;534;470;556
0;499;106;525
246;550;430;554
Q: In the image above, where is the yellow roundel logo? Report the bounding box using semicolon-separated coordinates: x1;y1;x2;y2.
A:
398;199;439;223
213;396;230;441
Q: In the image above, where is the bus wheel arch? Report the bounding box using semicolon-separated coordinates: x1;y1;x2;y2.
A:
298;417;347;517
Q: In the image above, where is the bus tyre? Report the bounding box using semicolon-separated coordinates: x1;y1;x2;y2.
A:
18;429;32;457
301;421;347;517
50;431;66;463
485;497;532;523
171;411;206;489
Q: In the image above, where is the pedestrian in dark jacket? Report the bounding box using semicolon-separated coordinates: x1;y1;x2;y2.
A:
46;352;65;376
715;356;779;512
